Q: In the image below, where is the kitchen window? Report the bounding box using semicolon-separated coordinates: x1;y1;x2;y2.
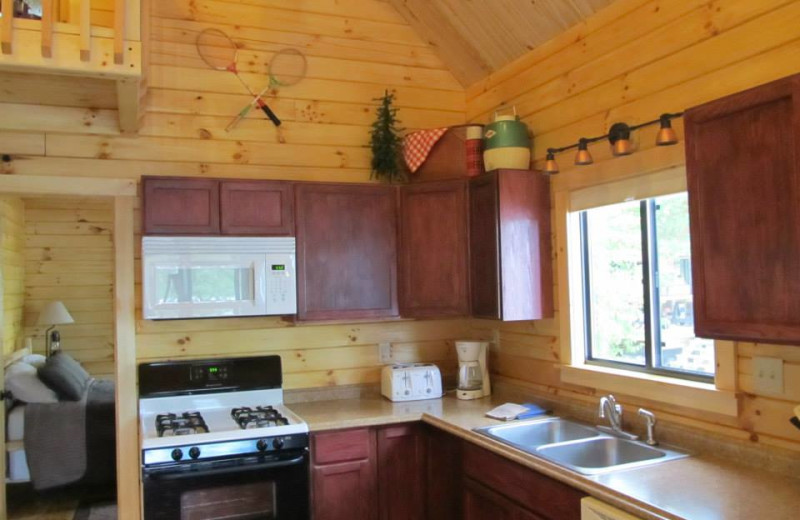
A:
578;192;714;382
557;168;738;417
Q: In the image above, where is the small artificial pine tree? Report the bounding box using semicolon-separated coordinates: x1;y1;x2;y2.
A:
369;90;406;183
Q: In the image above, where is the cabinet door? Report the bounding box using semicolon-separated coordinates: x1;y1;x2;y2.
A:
463;442;583;520
312;460;376;520
295;183;398;321
142;177;220;234
312;428;377;520
464;478;544;520
685;74;800;343
426;425;462;520
376;424;426;520
219;180;294;236
469;173;501;319
399;180;469;317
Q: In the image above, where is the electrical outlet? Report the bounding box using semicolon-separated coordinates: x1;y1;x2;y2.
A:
379;342;392;364
753;356;783;395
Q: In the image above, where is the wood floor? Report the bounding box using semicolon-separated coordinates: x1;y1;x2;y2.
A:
6;485;79;520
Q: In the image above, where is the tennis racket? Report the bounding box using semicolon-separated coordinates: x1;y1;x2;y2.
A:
196;28;282;127
226;48;307;132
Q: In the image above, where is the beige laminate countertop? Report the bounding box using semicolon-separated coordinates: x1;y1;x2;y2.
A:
289;394;800;520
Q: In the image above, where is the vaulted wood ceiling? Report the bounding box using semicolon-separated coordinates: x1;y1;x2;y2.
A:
386;0;616;86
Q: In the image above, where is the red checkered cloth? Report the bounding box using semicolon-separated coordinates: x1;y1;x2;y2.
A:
403;128;449;173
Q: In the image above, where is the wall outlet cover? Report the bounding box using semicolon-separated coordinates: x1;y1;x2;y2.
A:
379;342;392;364
752;356;783;395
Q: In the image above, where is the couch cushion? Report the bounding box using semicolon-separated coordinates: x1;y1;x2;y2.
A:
5;362;59;403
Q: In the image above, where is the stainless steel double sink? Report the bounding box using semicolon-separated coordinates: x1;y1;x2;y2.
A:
475;417;688;475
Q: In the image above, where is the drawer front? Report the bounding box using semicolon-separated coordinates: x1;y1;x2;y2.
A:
312;428;373;465
463;442;583;520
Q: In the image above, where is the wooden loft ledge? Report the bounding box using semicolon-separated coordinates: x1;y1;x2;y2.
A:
0;0;144;134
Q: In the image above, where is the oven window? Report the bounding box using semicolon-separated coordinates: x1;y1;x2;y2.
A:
180;481;276;520
155;266;254;304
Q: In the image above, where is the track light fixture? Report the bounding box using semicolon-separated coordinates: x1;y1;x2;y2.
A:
539;112;684;175
574;138;593;165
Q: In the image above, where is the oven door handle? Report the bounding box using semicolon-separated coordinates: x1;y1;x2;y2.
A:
143;452;306;481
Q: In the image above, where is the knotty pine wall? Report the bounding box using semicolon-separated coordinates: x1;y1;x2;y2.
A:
23;197;116;379
0;197;25;356
1;0;468;388
467;0;800;451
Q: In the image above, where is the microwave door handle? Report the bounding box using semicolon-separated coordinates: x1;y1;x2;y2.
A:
144;452;307;481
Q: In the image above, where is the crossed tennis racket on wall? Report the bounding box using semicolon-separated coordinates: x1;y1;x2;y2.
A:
196;28;308;137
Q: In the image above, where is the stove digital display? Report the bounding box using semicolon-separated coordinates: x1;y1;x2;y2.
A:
191;363;230;384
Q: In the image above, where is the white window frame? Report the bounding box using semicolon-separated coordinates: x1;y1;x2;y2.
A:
555;166;739;416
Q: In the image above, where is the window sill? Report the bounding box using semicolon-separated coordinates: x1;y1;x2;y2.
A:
560;364;739;417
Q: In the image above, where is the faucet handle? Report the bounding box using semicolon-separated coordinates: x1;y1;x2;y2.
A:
638;408;656;424
638;408;658;446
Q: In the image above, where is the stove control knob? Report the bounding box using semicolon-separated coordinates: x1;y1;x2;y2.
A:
171;449;183;461
256;439;269;452
272;438;284;450
189;447;201;460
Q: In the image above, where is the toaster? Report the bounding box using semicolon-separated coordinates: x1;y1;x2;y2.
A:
381;363;443;402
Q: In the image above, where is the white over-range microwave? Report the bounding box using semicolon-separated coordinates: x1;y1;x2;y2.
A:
142;236;297;320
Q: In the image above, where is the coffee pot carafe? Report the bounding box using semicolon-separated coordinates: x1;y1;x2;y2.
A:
455;341;490;400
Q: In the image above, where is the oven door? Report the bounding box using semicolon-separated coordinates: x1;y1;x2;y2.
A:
142;449;309;520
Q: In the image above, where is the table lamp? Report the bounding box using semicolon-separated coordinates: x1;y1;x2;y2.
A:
36;301;74;357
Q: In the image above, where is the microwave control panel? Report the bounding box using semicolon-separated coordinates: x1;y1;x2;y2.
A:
265;254;297;315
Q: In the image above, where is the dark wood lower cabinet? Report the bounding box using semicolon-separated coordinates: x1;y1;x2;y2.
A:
311;424;583;520
377;424;426;520
464;479;544;520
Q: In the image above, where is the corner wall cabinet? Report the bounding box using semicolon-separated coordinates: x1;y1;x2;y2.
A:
294;183;399;321
399;180;470;317
469;170;553;321
142;177;293;236
685;73;800;343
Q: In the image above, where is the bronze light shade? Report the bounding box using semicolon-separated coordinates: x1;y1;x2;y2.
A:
656;114;679;146
543;151;559;175
608;122;633;156
574;139;593;165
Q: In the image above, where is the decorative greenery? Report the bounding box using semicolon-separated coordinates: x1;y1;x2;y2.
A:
369;90;406;183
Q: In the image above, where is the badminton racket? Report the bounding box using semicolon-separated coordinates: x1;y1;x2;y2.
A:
226;48;308;132
196;28;282;127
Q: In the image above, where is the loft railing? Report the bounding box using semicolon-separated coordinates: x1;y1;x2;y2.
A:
0;0;141;78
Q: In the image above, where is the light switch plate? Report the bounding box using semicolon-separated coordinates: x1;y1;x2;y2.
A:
379;342;392;364
753;356;783;395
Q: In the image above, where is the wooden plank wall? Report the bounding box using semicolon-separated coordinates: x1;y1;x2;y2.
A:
23;197;115;378
467;0;800;452
1;0;468;388
0;196;25;356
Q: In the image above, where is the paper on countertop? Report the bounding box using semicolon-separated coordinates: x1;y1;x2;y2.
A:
486;403;533;421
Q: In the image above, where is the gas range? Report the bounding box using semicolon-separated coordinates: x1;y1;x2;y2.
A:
138;356;309;466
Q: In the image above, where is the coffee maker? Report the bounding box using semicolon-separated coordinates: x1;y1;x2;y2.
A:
456;341;490;400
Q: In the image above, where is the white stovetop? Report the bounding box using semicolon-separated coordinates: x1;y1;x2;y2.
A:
139;389;309;449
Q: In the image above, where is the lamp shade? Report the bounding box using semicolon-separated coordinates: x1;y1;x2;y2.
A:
36;301;74;326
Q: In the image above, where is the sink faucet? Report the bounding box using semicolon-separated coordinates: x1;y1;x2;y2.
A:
638;408;658;446
597;395;638;440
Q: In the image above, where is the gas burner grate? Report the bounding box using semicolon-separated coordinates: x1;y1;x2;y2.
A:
231;406;289;429
156;412;209;437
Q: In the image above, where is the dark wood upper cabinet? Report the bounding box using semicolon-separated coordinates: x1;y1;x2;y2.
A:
399;180;469;318
220;180;293;236
295;183;399;321
469;170;553;321
376;424;426;520
685;74;800;343
142;177;220;235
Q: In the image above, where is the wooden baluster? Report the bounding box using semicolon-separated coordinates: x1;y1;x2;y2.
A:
80;0;90;61
41;0;53;58
1;0;13;54
114;0;125;64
